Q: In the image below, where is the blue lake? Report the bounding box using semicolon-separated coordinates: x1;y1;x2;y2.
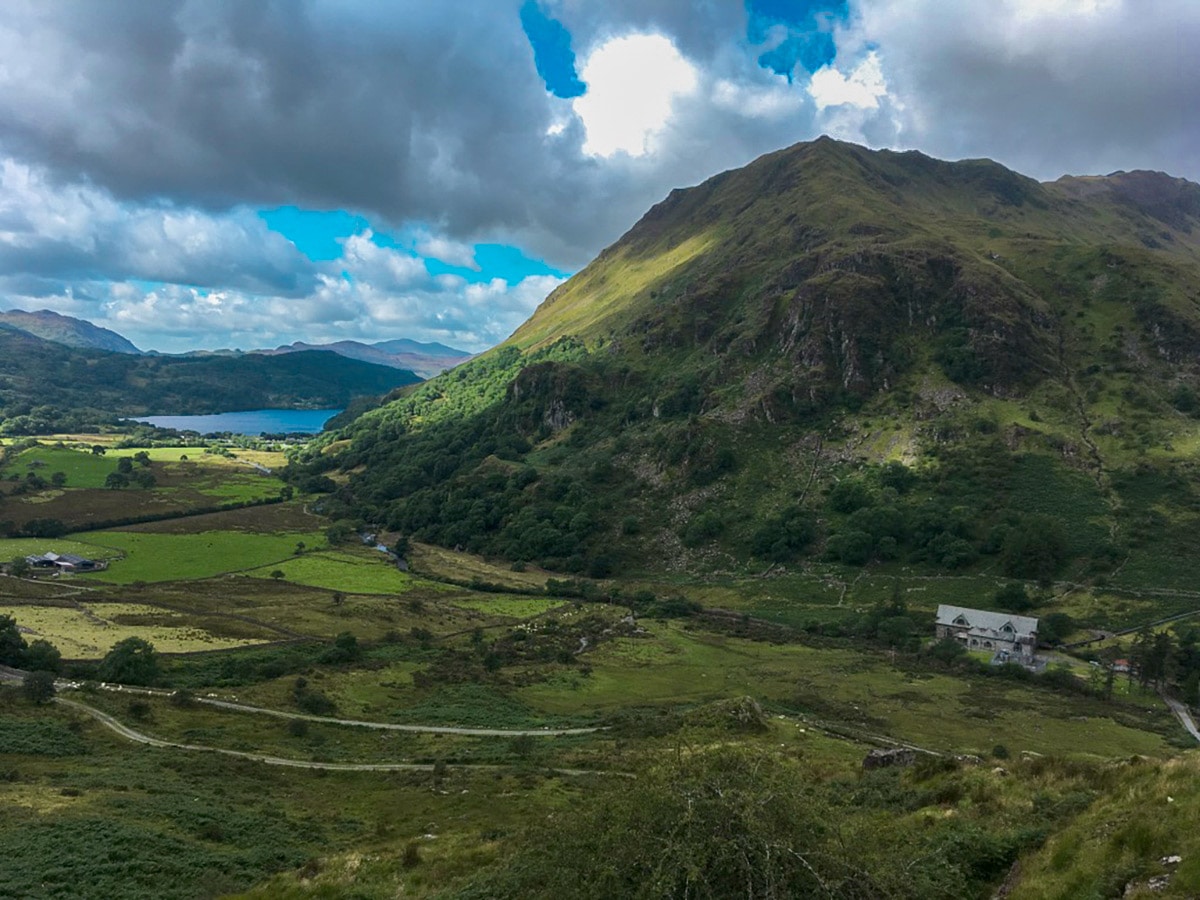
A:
130;409;343;435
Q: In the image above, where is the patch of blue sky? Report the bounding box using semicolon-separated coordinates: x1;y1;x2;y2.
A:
258;207;369;261
260;206;569;286
426;243;570;284
520;0;586;98
745;0;849;80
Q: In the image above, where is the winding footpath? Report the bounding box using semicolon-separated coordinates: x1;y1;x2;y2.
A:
2;664;620;776
1162;693;1200;744
53;697;621;776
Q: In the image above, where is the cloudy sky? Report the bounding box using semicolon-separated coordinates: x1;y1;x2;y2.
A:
0;0;1195;353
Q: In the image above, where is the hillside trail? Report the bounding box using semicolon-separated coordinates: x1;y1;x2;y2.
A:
54;696;625;776
1161;692;1200;744
0;664;599;736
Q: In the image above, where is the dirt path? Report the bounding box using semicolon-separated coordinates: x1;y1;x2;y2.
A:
0;665;600;737
1161;693;1200;744
54;696;625;776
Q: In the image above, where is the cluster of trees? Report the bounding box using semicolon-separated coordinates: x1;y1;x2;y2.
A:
820;448;1074;581
1122;624;1200;705
105;451;156;489
0;614;63;676
0;614;63;704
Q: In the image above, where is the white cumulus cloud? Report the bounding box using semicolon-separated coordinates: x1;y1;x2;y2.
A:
573;33;699;158
809;51;888;111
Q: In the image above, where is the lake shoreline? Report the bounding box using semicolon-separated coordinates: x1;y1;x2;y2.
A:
127;408;343;435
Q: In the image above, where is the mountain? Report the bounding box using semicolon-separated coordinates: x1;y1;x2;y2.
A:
0;308;141;353
262;339;471;378
295;138;1200;599
0;329;421;434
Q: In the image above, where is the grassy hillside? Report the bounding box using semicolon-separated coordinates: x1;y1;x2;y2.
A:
287;140;1200;615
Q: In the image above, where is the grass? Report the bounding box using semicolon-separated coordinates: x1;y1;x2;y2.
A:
0;602;274;658
3;446;121;489
407;541;556;591
83;530;330;584
450;596;569;618
517;620;1175;758
245;550;427;594
0;693;519;900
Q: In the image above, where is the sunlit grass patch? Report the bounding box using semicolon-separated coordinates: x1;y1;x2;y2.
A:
83;530;329;584
0;602;272;658
244;551;428;594
450;596;568;618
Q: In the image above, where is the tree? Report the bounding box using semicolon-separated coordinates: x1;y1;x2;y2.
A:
104;472;130;489
22;670;56;704
993;582;1033;613
0;614;28;665
927;636;969;666
24;639;61;674
319;631;360;664
97;637;160;685
1038;612;1076;647
130;470;156;489
50;471;67;487
116;456;134;474
90;445;106;456
1002;515;1068;584
9;556;30;578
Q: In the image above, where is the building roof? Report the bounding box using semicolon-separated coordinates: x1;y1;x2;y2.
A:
936;604;1038;637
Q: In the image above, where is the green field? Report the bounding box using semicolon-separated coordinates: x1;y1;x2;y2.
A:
245;550;427;594
3;446;123;489
83;530;329;583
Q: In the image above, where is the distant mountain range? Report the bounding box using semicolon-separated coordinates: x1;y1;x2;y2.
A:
261;339;472;378
0;325;422;434
0;308;472;378
0;308;141;354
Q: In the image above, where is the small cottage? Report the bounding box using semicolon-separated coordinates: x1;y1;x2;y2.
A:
935;604;1038;663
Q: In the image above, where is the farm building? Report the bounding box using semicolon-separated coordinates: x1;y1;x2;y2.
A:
25;552;98;572
935;604;1038;663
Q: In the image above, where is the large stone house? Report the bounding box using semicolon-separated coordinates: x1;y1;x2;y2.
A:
935;604;1038;663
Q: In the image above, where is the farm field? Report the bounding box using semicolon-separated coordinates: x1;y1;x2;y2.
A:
0;602;273;657
83;530;330;584
245;549;427;594
0;441;291;537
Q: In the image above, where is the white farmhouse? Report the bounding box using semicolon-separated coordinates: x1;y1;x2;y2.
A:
935;604;1038;663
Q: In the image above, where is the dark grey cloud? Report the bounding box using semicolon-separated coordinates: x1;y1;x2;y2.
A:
0;0;825;269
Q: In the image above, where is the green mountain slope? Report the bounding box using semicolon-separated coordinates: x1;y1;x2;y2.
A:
0;308;142;353
297;138;1200;598
0;328;421;434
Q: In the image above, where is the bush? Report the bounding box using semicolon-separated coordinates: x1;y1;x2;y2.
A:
22;670;56;705
97;637;160;686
